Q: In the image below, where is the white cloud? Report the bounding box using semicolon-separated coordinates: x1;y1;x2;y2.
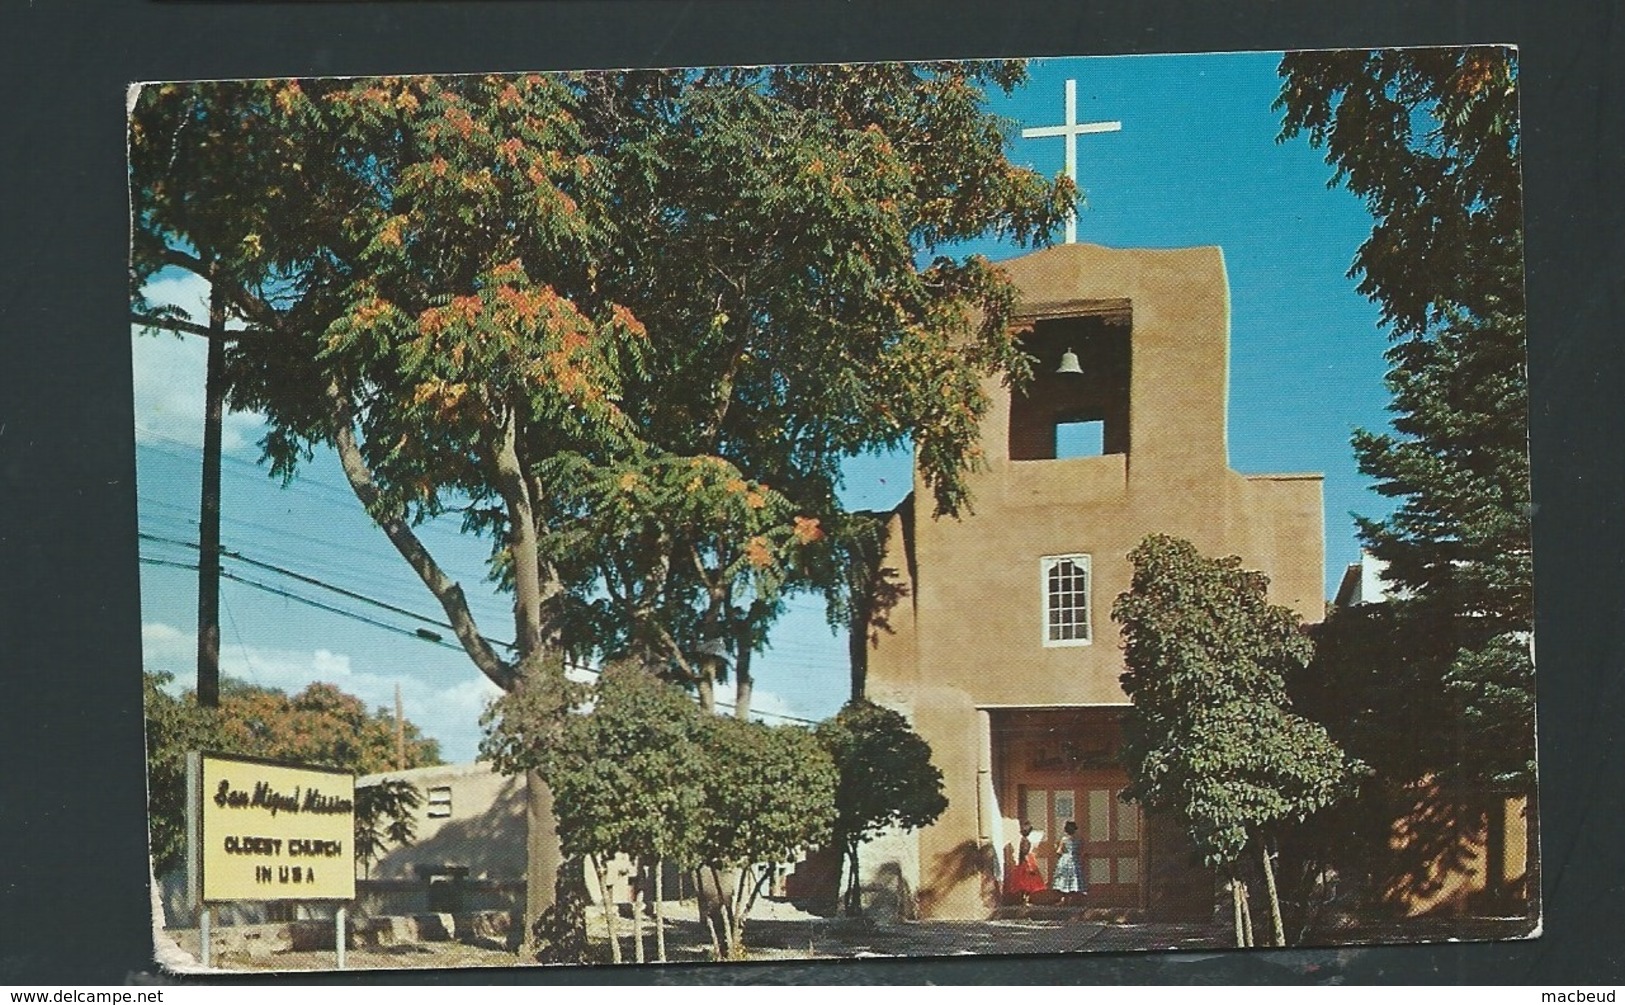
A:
142;271;209;320
311;649;353;678
142;621;188;646
433;675;507;731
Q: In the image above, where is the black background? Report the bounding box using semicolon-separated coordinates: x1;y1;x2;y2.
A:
3;0;1621;986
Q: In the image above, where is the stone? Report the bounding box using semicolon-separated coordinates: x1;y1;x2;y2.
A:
413;912;455;941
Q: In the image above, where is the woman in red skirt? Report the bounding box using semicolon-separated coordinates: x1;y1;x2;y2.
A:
1006;821;1047;904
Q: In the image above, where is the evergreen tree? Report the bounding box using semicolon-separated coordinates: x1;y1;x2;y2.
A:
1276;47;1533;793
1278;50;1535;919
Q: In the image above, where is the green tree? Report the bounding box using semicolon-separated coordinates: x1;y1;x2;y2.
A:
536;66;1072;718
1277;48;1535;912
484;663;707;964
1276;48;1532;789
814;699;948;917
354;779;423;879
143;671;224;875
1292;603;1510;917
130;65;1070;929
143;673;439;877
695;716;837;956
482;664;834;962
1112;536;1364;946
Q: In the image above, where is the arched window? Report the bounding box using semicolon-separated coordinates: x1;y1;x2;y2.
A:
1041;554;1092;646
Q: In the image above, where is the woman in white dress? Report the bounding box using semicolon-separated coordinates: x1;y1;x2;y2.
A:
1051;820;1084;905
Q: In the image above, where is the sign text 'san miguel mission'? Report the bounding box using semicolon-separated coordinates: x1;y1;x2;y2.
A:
190;752;356;903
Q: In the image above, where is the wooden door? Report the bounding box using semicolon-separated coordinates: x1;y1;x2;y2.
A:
1077;778;1140;906
1018;773;1141;908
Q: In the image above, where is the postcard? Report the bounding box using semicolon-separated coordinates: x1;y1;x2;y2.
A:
132;48;1536;972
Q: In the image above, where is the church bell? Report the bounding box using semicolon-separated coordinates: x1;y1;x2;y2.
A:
1055;348;1084;375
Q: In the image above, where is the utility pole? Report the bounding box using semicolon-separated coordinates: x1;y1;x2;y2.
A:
395;683;406;770
196;265;227;708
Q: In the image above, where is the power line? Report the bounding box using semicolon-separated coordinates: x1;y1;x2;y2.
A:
136;552;825;725
136;430;493;533
136;427;361;503
139;531;516;651
219;587;262;687
138;505;468;614
139;554;470;653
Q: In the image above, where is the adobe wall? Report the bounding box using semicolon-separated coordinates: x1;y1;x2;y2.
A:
360;763;528;883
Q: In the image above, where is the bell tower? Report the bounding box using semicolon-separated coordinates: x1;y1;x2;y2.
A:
1008;307;1132;461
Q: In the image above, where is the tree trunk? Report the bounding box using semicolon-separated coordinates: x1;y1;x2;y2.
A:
697;869;719;960
1238;877;1255;947
697;866;732;958
196;273;226;708
696;672;716;715
324;383;570;938
590;855;621;964
733;644;754;721
729;862;773;954
725;862;769;956
654;859;667;963
493;409;550;656
729;865;749;957
844;841;863;917
630;861;645;964
743;862;771;924
1230;877;1246;948
1260;841;1286;948
523;771;562;951
848;595;870;703
327;380;515;690
716;865;746;959
1522;781;1541;923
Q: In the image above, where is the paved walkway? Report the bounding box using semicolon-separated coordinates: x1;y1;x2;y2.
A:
615;898;1232;964
740;915;1224;959
154;900;1535;978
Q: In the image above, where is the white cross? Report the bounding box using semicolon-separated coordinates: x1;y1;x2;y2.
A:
1021;79;1121;244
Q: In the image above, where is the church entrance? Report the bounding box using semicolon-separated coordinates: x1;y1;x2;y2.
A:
1018;775;1141;907
993;707;1145;910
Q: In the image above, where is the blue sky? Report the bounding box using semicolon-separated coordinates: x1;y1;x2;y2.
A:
135;52;1393;761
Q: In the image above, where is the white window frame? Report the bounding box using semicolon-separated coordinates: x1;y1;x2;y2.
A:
1041;554;1093;647
427;786;452;819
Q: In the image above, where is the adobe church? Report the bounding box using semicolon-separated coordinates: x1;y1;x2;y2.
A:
857;241;1325;920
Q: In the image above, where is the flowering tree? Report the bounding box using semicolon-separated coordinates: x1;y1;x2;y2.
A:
130;64;1071;927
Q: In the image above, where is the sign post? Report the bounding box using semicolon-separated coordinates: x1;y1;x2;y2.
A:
187;752;357;969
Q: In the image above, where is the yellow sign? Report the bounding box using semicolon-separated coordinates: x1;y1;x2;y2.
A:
195;753;356;903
